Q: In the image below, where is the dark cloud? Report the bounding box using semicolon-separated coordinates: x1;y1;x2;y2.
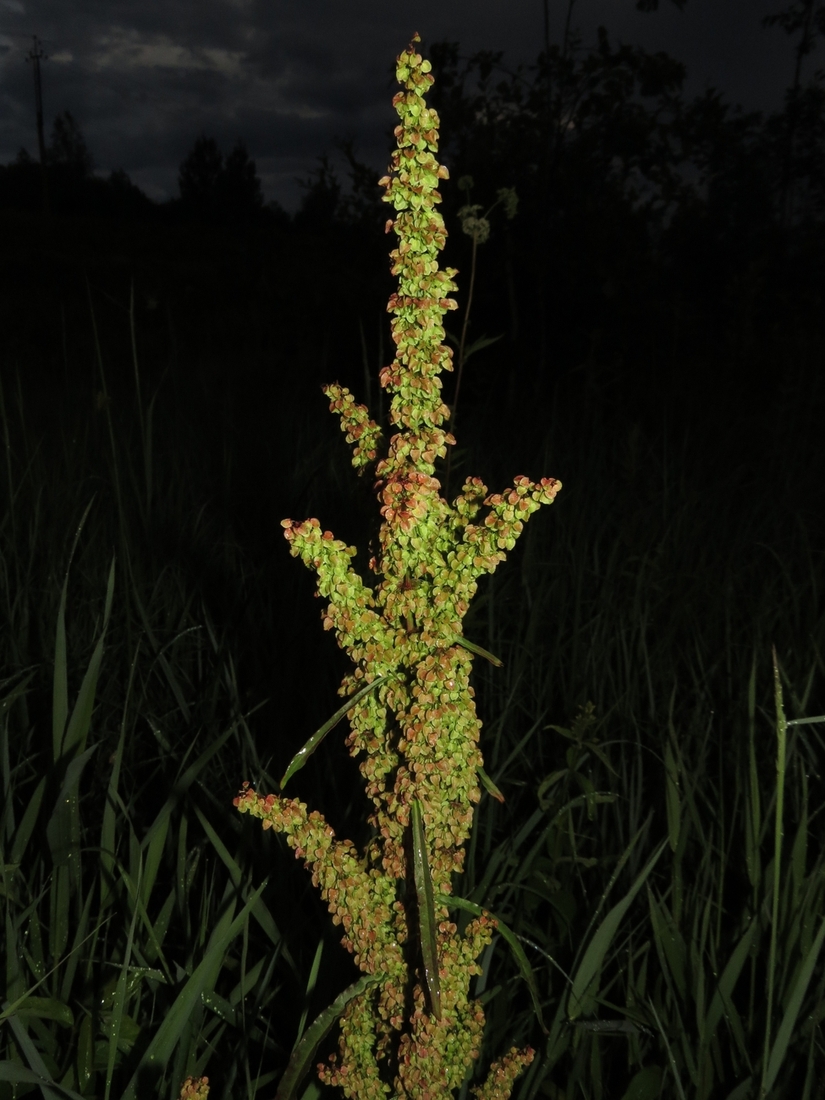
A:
0;0;819;211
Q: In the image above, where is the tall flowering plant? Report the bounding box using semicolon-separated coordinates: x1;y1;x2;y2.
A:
235;34;561;1100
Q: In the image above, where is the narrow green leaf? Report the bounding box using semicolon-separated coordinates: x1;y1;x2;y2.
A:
0;1059;87;1099
77;1013;94;1093
723;1078;754;1100
618;1064;663;1100
570;1018;653;1037
275;974;382;1100
762;908;825;1096
762;647;788;1097
298;1082;324;1100
477;766;505;803
745;655;761;890
135;720;237;868
646;1001;687;1100
48;556;116;950
0;670;36;841
463;333;504;363
454;636;503;667
105;861;142;1100
227;955;269;1008
647;889;687;1002
201;989;239;1027
411;800;441;1020
46;744;97;868
295;939;325;1048
436;892;548;1034
664;730;681;853
568;839;667;1021
10;774;46;866
280;675;387;789
61;555;115;762
60;882;95;1005
140;811;170;909
705;916;758;1044
444;331;504;362
7;996;74;1027
52;499;98;761
101;648;139;908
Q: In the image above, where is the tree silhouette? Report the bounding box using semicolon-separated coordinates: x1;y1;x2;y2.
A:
178;135;224;217
293;153;342;230
178;136;263;223
221;140;263;216
47;110;94;176
763;0;825;226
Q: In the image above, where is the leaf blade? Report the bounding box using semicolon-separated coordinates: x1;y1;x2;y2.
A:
411;800;441;1020
569;838;668;1021
280;675;387;789
275;974;382;1100
436;892;547;1034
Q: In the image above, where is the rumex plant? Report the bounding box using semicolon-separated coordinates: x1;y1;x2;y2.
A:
234;34;561;1099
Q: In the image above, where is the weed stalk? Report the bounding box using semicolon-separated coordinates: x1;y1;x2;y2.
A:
233;34;561;1100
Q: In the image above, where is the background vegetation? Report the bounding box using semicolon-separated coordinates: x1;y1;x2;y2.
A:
1;6;824;1098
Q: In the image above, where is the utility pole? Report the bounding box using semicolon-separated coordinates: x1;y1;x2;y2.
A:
25;35;50;220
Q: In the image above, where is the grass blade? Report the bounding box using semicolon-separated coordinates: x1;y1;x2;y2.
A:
705;914;759;1044
664;727;681;853
436;892;548;1034
477;766;505;803
61;555;115;761
761;647;788;1097
762;909;825;1095
568;838;668;1021
454;636;503;667
104;863;141;1100
52;498;96;761
0;1058;86;1100
275;974;382;1100
745;655;762;890
411;800;441;1020
280;675;387;789
295;939;324;1047
10;774;46;866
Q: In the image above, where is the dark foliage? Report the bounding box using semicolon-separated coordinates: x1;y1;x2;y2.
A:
46;109;95;175
178;135;266;225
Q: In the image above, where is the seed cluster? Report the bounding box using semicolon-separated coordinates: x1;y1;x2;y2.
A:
179;1077;209;1100
234;33;560;1099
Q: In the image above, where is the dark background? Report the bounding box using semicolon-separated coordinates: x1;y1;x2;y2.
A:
1;0;821;212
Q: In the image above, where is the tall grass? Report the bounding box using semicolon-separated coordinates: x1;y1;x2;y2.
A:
0;320;318;1100
447;371;825;1098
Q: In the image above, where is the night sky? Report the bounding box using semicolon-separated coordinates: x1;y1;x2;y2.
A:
0;0;819;214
